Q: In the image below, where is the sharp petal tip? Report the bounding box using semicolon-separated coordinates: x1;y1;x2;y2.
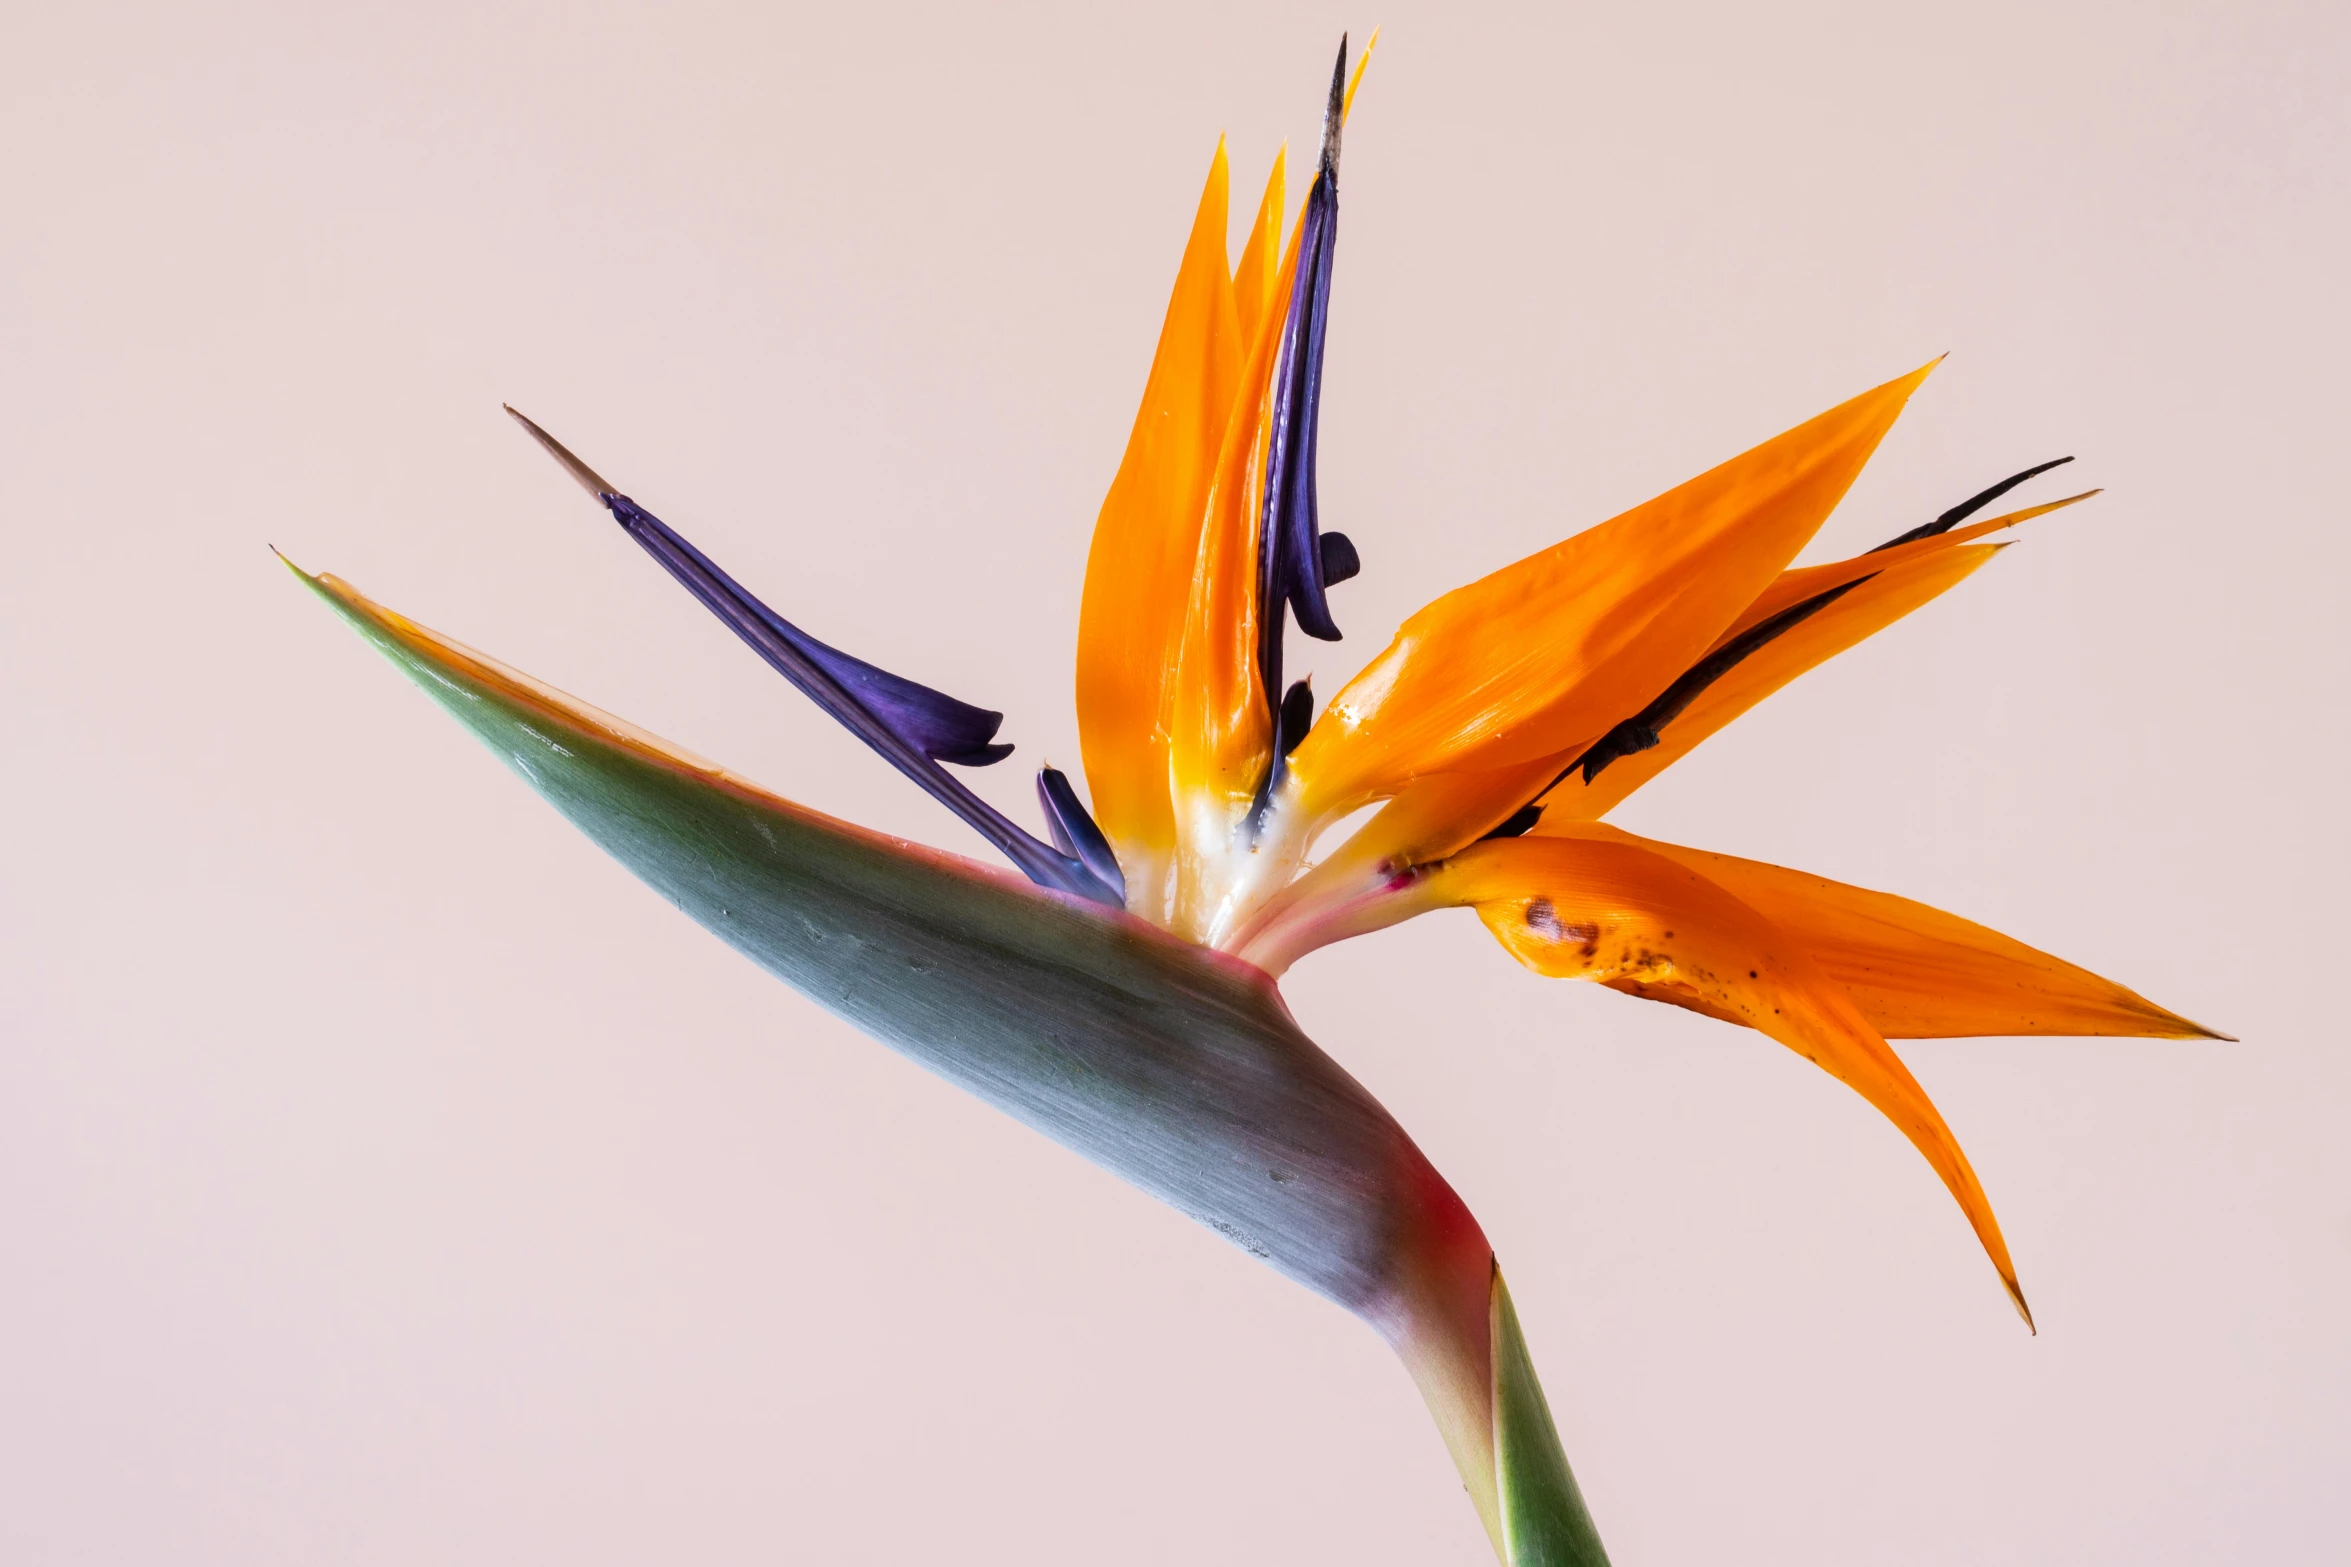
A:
504;405;617;500
2007;1278;2036;1334
1320;35;1348;169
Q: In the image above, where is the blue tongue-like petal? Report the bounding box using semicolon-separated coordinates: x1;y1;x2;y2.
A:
1249;42;1358;821
1257;43;1352;695
621;508;1014;769
504;407;1119;907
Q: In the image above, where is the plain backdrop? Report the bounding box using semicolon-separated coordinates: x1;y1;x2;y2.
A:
4;2;2345;1562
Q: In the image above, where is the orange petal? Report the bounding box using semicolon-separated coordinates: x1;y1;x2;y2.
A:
1076;143;1244;888
1344;29;1380;120
1287;363;1938;823
1540;540;2007;821
1574;827;2225;1040
1300;746;1572;902
1166;168;1318;901
1718;490;2096;646
1428;830;2033;1324
1231;148;1287;351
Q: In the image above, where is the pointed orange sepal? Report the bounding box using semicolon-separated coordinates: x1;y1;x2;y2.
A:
1541;539;2007;821
1429;827;2034;1326
1165;155;1319;885
1287;362;1940;824
1589;829;2226;1040
1717;489;2098;646
1076;142;1244;894
1231;148;1288;351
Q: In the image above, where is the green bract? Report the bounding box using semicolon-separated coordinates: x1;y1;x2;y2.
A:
297;562;1608;1565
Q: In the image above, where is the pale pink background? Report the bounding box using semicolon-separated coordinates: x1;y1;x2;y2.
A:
4;2;2345;1562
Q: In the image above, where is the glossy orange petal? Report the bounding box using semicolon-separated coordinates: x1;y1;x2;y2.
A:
1168;59;1378;887
1286;363;1938;824
1538;541;2003;821
1166;175;1319;920
1076;142;1244;890
1231;148;1287;351
1165;240;1295;794
1426;829;2032;1324
1571;827;2224;1040
1343;28;1380;120
1246;756;1570;955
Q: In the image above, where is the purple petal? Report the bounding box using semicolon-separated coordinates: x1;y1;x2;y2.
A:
502;408;1117;906
1251;42;1357;813
1035;767;1126;900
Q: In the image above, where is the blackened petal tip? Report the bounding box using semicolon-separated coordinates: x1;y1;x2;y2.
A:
1321;36;1348;173
503;406;617;500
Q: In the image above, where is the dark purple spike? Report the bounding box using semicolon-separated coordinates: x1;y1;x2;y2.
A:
1576;577;1872;785
504;408;1119;908
1871;457;2074;552
1035;768;1126;901
1251;39;1353;808
1261;46;1349;652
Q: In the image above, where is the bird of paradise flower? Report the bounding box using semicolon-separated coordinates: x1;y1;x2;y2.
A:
285;37;2218;1566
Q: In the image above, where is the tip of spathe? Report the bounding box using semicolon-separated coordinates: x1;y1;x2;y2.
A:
504;404;616;500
